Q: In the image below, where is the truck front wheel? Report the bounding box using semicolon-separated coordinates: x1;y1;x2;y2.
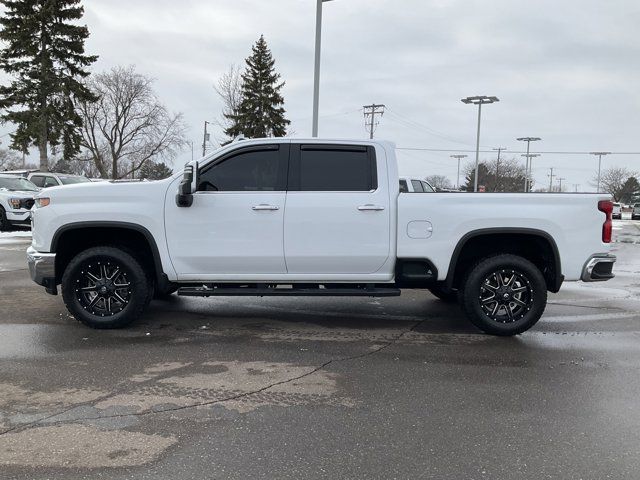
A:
460;254;547;336
61;246;151;329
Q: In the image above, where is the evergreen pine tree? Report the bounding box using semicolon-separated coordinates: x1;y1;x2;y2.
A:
225;35;290;139
0;0;97;171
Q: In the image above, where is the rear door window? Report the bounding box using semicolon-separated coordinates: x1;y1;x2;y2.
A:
30;175;45;187
289;145;377;191
411;180;424;192
421;181;435;193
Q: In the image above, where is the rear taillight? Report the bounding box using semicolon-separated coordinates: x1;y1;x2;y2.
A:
598;200;613;243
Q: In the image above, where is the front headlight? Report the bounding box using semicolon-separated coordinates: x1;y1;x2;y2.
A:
9;198;21;209
35;197;50;208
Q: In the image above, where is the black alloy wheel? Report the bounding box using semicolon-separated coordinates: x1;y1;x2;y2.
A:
478;269;533;323
74;260;132;317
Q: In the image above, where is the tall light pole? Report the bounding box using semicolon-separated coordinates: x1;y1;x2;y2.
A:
590;152;611;193
521;153;540;191
461;96;499;192
312;0;334;138
517;137;541;191
451;154;467;190
493;147;505;192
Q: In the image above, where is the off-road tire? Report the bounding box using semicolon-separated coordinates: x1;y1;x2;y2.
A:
459;254;547;336
61;246;151;329
0;206;10;232
428;285;458;303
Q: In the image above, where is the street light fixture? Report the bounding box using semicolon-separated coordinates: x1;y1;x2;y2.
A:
521;153;540;191
590;152;611;193
312;0;334;137
450;154;468;190
461;96;499;192
516;137;541;192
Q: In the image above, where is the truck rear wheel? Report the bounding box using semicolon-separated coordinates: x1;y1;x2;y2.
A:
428;285;458;303
459;254;547;336
61;246;151;329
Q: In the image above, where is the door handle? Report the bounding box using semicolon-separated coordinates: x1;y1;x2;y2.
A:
252;204;279;211
358;204;385;211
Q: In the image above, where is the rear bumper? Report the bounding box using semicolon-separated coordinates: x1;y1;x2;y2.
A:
26;246;57;295
581;254;616;282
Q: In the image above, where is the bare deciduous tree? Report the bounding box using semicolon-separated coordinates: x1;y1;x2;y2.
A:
213;64;242;142
0;148;23;171
79;66;187;179
463;157;527;192
590;167;638;200
424;175;452;190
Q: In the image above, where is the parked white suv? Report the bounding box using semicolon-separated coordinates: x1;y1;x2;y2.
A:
27;138;616;336
0;174;39;231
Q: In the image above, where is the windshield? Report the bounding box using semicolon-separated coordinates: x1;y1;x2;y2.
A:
59;175;90;185
0;176;39;192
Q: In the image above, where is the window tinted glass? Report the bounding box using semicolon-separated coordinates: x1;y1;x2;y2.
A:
421;181;435;193
59;175;90;185
0;176;39;191
30;175;45;187
399;180;408;193
198;147;285;192
295;147;375;191
43;177;59;188
411;180;424;192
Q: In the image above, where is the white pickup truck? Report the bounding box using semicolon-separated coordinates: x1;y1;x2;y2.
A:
27;138;616;336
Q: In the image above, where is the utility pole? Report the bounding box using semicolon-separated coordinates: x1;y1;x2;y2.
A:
450;154;467;190
202;121;210;157
590;152;611;193
572;183;579;193
517;137;541;192
521;153;540;191
493;147;505;192
547;167;555;191
462;96;499;192
558;177;566;192
363;104;386;139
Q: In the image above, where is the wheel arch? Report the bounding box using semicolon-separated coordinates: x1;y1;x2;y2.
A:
445;228;563;293
51;221;168;288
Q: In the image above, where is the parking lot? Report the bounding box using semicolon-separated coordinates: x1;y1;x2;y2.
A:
1;221;639;479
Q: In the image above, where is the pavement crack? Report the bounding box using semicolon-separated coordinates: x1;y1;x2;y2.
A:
0;319;424;436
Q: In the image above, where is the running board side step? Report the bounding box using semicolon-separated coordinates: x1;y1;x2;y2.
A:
178;286;401;297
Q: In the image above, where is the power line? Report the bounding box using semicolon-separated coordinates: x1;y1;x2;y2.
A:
397;147;640;155
363;104;385;139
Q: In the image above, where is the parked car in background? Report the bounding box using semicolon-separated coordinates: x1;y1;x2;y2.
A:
632;204;640;220
612;202;622;219
399;177;436;193
0;174;39;231
28;172;91;188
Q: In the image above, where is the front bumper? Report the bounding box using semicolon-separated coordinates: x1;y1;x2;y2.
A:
6;210;31;226
26;246;57;295
581;254;616;282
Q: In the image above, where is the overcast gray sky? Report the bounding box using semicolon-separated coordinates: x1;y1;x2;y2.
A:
13;0;640;189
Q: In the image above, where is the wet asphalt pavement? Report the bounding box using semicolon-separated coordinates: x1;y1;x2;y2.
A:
0;222;639;479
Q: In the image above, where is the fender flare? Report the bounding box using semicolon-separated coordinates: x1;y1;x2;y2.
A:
444;227;563;292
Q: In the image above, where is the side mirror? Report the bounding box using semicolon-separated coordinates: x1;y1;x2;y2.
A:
176;162;198;207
